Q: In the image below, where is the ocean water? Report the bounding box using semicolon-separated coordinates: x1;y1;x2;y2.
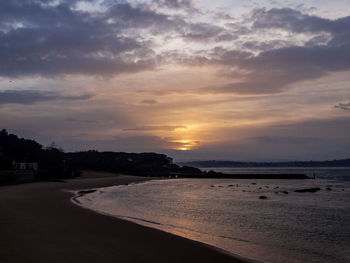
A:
74;168;350;263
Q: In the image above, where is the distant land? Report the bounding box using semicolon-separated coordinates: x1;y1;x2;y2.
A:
178;159;350;168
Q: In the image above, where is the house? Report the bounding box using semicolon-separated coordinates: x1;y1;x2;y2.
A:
12;161;38;171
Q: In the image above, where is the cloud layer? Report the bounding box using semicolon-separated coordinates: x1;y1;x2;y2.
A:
0;0;162;77
0;90;92;104
1;1;350;160
2;1;350;95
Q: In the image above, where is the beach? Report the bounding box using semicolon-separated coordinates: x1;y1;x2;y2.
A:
0;173;247;263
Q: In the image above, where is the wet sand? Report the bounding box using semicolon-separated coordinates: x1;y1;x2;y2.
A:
0;174;250;263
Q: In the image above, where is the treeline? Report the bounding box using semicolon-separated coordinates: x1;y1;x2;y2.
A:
0;130;313;184
66;151;179;177
180;159;350;168
0;130;204;182
0;129;77;179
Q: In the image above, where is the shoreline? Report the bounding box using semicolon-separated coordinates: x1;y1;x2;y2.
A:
70;182;259;263
0;174;251;263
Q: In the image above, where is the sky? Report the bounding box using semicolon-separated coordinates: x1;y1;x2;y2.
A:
1;0;350;161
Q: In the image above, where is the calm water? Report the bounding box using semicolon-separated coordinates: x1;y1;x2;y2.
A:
75;168;350;263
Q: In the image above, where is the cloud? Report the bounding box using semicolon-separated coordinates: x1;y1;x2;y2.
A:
0;1;177;77
0;90;93;105
123;125;186;131
251;8;350;41
2;2;350;96
153;0;194;10
64;118;98;123
106;3;181;31
199;9;350;94
165;117;350;161
140;99;158;104
242;40;294;52
253;136;323;144
334;102;350;111
182;22;236;42
251;8;334;33
56;135;183;152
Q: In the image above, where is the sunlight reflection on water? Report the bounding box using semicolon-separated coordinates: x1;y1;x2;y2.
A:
76;168;350;263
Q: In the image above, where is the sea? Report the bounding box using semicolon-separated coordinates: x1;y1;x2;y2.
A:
74;168;350;263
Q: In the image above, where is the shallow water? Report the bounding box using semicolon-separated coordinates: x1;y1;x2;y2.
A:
75;168;350;263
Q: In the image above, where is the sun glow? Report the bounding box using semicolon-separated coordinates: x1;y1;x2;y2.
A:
179;147;189;151
174;139;199;151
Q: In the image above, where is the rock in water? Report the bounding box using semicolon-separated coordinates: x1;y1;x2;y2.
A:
294;187;321;193
78;189;96;195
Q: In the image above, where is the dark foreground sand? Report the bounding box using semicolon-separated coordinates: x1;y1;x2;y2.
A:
0;174;250;263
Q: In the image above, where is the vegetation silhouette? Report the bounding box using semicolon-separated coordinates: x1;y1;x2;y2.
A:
1;129;312;185
0;129;204;184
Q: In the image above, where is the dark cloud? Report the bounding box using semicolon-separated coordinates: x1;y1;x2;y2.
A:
123;125;186;131
153;0;194;9
2;2;350;95
140;99;158;104
225;23;251;35
182;23;236;42
0;0;177;77
242;40;293;52
252;8;334;33
202;9;350;94
334;102;350;111
253;136;323;144
64;118;98;123
0;107;132;139
305;34;331;46
106;3;181;31
166;117;350;161
0;90;92;104
214;12;235;21
56;135;182;152
251;8;350;39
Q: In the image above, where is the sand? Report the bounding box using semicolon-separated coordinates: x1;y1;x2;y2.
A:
0;173;250;263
